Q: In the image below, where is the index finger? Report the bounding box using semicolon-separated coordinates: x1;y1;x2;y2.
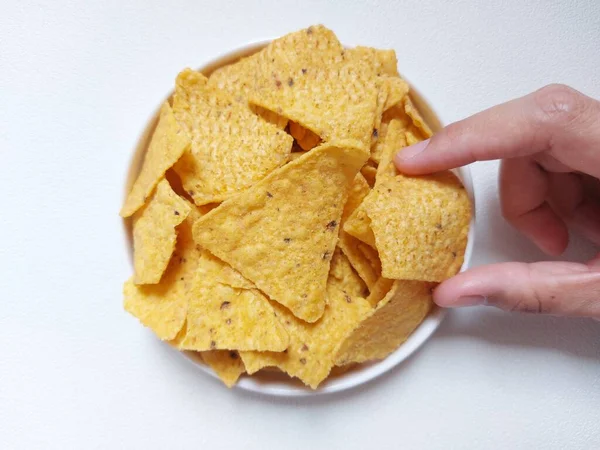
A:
393;84;595;174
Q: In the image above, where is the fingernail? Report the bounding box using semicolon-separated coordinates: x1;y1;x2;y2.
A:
394;139;430;162
453;295;486;307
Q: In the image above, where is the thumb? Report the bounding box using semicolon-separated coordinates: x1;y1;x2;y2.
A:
434;261;600;318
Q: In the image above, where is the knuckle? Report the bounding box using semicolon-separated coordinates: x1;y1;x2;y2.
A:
533;84;586;127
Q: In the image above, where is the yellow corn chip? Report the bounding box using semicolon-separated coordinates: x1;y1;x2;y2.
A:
177;255;289;352
343;206;376;248
345;46;407;112
132;179;191;284
405;125;425;146
207;57;289;129
384;77;410;111
121;103;190;217
364;171;471;282
240;282;372;388
172;69;292;205
201;350;246;388
248;27;379;153
343;120;410;255
193;143;367;322
124;212;199;340
288;151;308;162
346;46;399;77
404;95;433;138
357;241;382;277
376;119;409;181
289;121;322;151
194;248;255;290
371;102;411;164
360;164;378;187
338;231;380;289
208;25;344;128
365;277;394;307
329;248;368;299
336;280;434;364
341;172;371;225
369;81;389;152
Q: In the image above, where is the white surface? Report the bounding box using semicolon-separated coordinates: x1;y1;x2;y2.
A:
1;0;599;448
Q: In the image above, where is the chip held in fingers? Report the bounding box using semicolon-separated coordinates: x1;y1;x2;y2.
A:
122;25;472;389
365;171;470;282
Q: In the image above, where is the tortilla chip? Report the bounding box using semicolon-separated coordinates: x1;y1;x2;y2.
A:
342;173;371;225
329;248;368;298
343;120;410;254
289;121;322;151
193;143;367;322
248;27;380;153
132;179;191;284
336;280;434;364
376;119;409;181
371;102;412;165
288;151;308;162
121;103;190;217
338;231;380;289
345;46;407;113
360;164;377;187
240;282;372;388
207;57;289;129
404;95;433;138
346;46;399;76
364;171;471;282
201;350;246;388
405;126;425;146
177;254;289;352
357;241;382;277
365;277;394;307
172;69;292;205
124;212;199;340
343;206;376;248
384;77;410;111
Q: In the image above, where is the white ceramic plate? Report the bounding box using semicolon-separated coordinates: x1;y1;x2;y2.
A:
124;41;476;398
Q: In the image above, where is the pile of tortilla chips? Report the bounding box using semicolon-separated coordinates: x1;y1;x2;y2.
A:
121;25;471;389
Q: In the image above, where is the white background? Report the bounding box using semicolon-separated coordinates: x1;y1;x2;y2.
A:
1;0;599;448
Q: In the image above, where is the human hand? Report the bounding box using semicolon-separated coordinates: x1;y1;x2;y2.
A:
394;84;600;319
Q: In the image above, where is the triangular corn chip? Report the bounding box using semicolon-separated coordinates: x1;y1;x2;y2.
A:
172;69;292;205
329;248;368;299
336;280;434;364
207;56;289;129
344;119;410;252
176;253;289;352
343;206;376;248
193;143;367;322
364;171;471;282
360;164;377;187
200;351;246;388
132;179;191;284
376;119;410;181
341;172;371;225
240;282;372;389
121;102;190;217
124;210;199;340
404;95;433;138
365;277;394;307
338;231;380;290
248;27;380;153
